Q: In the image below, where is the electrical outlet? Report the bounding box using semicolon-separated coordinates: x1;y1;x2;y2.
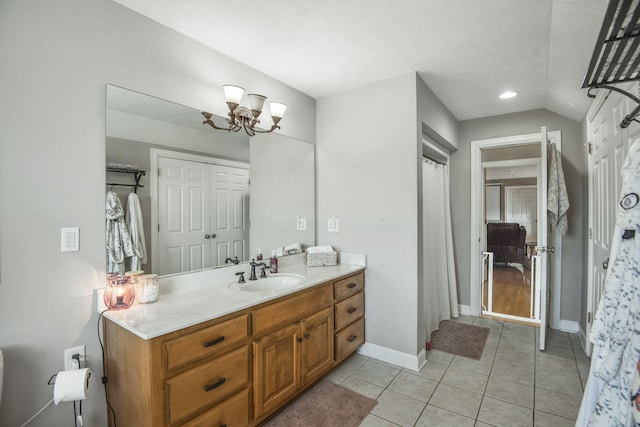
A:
64;345;85;370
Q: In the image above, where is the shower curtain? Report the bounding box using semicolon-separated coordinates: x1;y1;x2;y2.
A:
423;158;459;344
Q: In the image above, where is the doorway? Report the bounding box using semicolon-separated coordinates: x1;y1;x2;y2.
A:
482;161;539;322
470;130;564;348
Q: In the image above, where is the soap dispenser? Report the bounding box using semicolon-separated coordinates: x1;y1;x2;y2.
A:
269;250;278;273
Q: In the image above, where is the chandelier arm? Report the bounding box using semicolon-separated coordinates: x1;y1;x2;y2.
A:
252;124;280;134
201;111;232;132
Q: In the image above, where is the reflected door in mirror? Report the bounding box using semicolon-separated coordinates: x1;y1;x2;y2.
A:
158;156;249;275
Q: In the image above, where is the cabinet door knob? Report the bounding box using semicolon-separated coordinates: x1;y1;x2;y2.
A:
303;333;310;339
203;336;225;347
347;335;358;342
204;377;226;392
297;337;304;343
347;307;357;314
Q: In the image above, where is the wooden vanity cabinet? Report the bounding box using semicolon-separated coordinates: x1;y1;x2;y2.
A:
252;285;334;420
333;272;365;363
104;270;365;427
103;313;250;427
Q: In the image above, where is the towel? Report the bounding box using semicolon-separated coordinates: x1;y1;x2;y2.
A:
126;192;147;271
106;191;135;274
547;143;569;235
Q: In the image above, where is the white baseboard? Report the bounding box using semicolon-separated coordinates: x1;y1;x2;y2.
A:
358;342;423;371
557;319;579;333
458;304;472;316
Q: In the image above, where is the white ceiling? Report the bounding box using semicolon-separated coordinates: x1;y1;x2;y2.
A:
112;0;608;122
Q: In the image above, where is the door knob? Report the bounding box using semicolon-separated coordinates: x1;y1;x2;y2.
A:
603;258;609;270
204;233;217;239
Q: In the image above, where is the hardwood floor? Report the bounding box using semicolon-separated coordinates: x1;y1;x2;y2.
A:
482;264;532;319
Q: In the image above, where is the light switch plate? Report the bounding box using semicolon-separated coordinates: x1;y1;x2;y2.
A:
61;227;80;252
328;216;339;233
296;216;307;231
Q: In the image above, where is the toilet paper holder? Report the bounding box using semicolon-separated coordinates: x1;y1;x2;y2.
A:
47;370;92;385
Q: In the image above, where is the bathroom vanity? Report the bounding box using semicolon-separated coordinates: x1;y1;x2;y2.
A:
102;263;365;426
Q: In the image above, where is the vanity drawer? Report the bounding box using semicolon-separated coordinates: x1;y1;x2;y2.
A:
165;345;249;424
252;284;332;335
334;292;364;331
335;318;364;362
164;314;248;371
334;273;364;300
181;388;250;427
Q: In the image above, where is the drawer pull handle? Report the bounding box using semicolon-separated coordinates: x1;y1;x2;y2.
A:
220;424;227;427
203;336;225;347
204;377;226;392
347;307;358;313
347;335;358;342
347;283;357;288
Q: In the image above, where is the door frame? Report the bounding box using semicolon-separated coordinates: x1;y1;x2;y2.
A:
470;131;563;330
150;148;249;275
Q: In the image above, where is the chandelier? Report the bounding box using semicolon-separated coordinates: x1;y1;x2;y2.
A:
202;85;287;137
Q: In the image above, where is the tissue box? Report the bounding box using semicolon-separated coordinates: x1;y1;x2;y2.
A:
306;250;337;267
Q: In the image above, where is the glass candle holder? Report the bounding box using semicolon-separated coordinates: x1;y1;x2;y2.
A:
104;275;135;310
138;274;159;304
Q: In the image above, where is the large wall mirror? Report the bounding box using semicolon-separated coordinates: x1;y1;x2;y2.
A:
106;85;315;277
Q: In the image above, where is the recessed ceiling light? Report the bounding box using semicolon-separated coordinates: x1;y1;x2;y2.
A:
499;91;518;99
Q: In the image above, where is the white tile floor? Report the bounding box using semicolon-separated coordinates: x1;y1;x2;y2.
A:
327;315;590;427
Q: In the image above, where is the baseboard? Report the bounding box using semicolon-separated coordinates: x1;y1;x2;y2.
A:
357;342;423;371
557;319;579;333
458;304;472;316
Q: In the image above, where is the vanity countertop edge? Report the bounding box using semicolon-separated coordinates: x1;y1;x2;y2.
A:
103;261;365;340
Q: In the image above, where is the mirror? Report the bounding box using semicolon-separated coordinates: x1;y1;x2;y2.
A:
106;85;315;277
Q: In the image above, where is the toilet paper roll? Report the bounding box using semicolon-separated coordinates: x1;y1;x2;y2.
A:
53;368;90;405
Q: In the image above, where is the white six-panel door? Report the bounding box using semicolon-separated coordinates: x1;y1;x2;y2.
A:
505;185;538;242
157;154;249;276
585;89;629;355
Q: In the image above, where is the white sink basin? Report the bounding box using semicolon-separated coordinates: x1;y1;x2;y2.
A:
232;274;306;292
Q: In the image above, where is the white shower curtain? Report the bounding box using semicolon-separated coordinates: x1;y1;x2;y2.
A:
423;158;459;343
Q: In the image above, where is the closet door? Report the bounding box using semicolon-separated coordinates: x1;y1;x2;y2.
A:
158;157;211;275
210;165;250;265
585;89;628;355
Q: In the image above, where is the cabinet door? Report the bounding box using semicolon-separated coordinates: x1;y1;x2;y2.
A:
300;307;334;386
253;323;300;418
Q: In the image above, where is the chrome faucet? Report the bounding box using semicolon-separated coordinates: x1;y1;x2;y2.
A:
249;260;268;280
225;256;240;265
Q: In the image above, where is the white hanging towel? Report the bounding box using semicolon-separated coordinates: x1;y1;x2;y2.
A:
547;143;569;235
106;191;134;275
126;192;147;271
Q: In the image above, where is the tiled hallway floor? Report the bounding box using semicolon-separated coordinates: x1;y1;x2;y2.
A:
327;315;590;427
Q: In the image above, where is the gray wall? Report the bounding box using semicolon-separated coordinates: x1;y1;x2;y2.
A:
0;0;315;425
316;72;460;362
452;109;585;322
317;73;420;357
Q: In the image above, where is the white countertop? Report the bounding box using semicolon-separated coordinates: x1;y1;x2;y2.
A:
103;256;365;340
